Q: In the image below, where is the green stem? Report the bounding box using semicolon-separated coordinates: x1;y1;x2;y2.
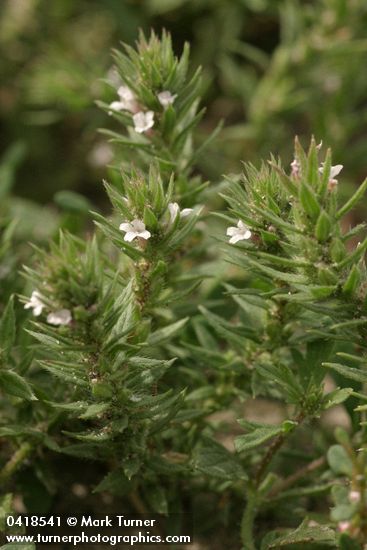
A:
240;411;305;548
255;411;305;487
241;487;257;550
0;442;32;485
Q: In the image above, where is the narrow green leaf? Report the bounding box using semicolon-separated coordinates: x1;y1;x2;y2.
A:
235;423;283;452
299;181;320;220
322;388;353;409
337;176;367;220
315;210;332;242
148;318;188;346
323;362;367;383
0;370;36;400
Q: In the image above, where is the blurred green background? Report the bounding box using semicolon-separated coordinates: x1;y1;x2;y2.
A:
1;0;367;210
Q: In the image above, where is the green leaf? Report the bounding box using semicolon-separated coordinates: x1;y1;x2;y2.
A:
192;437;247;481
315;210;332;242
93;469;130;496
144;484;168;515
265;519;336;548
299;181;320;220
330;503;355;522
79;403;110;419
235;422;283;452
337;176;367;220
322;388;353;409
323;362;367;383
342;265;361;296
148;318;188;346
54;190;92;214
0;296;16;358
327;445;353;476
0;370;36;400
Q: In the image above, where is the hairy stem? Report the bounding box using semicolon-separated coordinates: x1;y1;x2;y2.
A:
241;411;306;548
0;442;32;485
241;487;257;550
255;411;305;487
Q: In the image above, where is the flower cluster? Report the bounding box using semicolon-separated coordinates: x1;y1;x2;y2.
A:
109;84;176;134
118;202;194;243
24;290;72;326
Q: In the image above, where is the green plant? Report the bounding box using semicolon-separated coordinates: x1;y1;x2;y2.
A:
2;28;367;550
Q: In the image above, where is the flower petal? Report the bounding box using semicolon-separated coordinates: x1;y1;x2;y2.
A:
181;208;193;217
131;219;146;232
138;230;151;240
124;232;137;242
168;202;179;222
229;234;245;244
330;164;343;178
158;91;177;107
119;222;132;232
47;309;72;326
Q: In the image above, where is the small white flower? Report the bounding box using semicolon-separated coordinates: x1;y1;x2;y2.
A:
119;219;151;242
290;159;300;178
157;90;177;108
168;202;194;223
108;85;137;115
117;85;137;112
349;490;361;503
47;309;72;326
133;111;154;133
338;521;350;533
319;163;343;190
118;85;135;103
226;220;252;244
108;101;125;115
329;164;343;179
106;67;122;88
24;291;44;316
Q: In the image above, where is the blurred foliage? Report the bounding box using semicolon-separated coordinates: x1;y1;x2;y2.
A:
1;0;367;207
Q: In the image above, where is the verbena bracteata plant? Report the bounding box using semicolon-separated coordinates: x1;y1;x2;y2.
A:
1;31;367;550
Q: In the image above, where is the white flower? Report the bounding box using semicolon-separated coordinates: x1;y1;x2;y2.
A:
133;111;154;133
117;85;137;112
108;85;137;115
168;202;194;223
108;100;126;115
226;220;252;244
24;291;44;316
319;163;343;190
106;67;122;88
290;159;300;178
119;219;151;242
349;490;361;503
157;90;177;108
47;309;72;326
338;521;350;533
118;85;135;103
